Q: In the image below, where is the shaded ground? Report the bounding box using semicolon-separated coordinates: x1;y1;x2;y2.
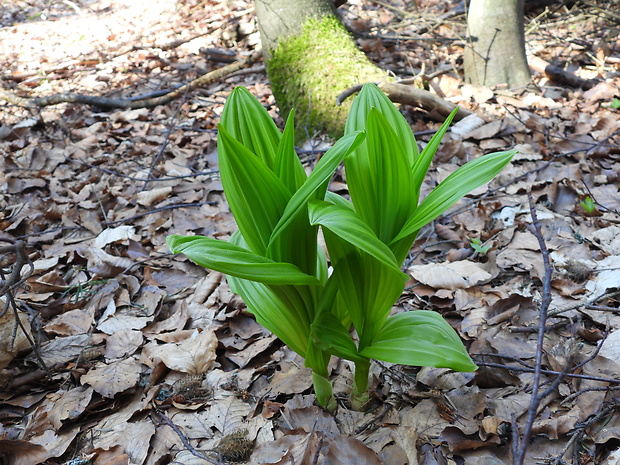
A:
1;1;620;464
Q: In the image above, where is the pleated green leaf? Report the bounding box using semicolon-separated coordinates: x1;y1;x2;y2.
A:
166;235;320;285
360;311;478;372
267;131;366;251
392;150;516;244
217;126;291;256
345;83;417;161
227;275;310;357
220;86;281;168
312;310;365;364
275;109;307;194
308;200;404;274
362;108;416;244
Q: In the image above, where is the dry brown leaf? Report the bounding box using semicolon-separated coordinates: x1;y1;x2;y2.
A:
81;357;142;398
137;186;173;207
0;440;49;465
47;386;94;429
324;436;383;465
0;305;33;369
105;328;144;360
408;260;493;290
38;334;91;367
149;328;217;374
90;421;156;465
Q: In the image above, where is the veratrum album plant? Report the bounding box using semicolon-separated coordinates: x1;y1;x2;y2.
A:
168;84;515;410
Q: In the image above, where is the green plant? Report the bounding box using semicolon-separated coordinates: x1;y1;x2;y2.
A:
580;196;596;214
609;98;620;110
470;238;491;255
167;84;515;410
308;85;515;407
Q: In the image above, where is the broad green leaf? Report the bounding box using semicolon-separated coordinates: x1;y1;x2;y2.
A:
218;126;291;255
220;86;280;169
325;191;354;210
167;235;320;285
410;107;458;203
312;310;365;363
308;200;404;274
227;275;310;357
360;311;478;372
392;150;516;243
275;109;307;194
267;131;366;251
319;228;406;349
362;108;416;244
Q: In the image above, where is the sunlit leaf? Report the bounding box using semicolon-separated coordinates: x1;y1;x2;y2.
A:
275;109;307;193
220;86;281;168
308;200;403;273
393;150;516;243
410;107;458;199
267;131;366;250
167;235;320;285
218;126;291;255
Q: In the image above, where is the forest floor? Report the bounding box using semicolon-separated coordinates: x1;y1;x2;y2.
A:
1;0;620;464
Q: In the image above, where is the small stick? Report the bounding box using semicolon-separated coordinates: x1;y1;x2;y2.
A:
153;410;219;464
512;192;557;465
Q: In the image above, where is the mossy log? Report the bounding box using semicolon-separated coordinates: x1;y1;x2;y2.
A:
255;0;468;139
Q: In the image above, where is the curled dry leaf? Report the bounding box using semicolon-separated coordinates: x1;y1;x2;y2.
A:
137;186;173;207
408;260;493;290
149;328;217;375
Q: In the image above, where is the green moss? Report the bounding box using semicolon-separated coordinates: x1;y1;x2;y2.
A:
267;15;385;140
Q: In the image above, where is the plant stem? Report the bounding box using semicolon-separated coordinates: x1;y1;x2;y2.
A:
351;358;370;410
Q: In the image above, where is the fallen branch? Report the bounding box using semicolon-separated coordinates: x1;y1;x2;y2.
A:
336;82;472;121
513;192;561;465
0;51;263;110
529;55;599;90
153;410;219;464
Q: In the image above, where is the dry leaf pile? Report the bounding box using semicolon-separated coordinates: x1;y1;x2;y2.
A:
0;1;619;464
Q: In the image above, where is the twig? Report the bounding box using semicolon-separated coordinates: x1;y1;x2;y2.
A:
0;240;50;376
141;99;185;191
153;410;218;464
335;82;472;121
547;404;616;465
512;192;557;465
475;361;620;385
103;201;216;227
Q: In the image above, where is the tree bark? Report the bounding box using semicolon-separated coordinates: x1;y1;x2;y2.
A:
255;0;386;139
464;0;531;88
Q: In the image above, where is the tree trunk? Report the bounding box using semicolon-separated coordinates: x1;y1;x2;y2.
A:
464;0;531;88
255;0;385;139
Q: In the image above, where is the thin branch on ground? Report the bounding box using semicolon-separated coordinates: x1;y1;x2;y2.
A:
153;410;219;465
335;81;472;121
512;192;560;465
103;201;216;227
547;403;617;465
475;361;620;385
0;239;49;376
